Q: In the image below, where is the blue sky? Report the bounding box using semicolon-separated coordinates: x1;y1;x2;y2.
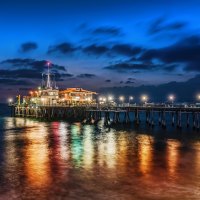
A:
1;0;200;101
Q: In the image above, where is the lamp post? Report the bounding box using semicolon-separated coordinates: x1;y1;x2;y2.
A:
141;95;148;105
129;96;134;106
108;96;113;102
8;98;13;105
168;95;175;107
119;96;124;107
197;94;200;101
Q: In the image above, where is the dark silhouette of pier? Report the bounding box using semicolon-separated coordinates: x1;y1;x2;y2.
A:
10;105;200;130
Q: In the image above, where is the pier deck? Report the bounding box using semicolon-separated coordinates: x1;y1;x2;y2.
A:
10;105;200;129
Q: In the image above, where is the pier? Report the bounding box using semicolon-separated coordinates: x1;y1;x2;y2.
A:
10;104;200;130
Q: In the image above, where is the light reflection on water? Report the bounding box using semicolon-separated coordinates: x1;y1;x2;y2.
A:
0;117;200;199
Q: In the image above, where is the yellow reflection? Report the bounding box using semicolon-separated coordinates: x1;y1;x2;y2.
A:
138;135;153;175
59;122;69;161
117;133;128;170
167;140;180;177
98;130;116;169
83;125;94;169
25;122;50;187
195;143;200;173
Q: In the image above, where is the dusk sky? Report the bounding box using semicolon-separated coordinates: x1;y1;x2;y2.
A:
1;0;200;101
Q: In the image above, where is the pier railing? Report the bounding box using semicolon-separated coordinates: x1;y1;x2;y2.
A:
9;104;200;129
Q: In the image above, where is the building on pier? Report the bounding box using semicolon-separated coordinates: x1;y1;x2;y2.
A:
21;62;97;106
59;88;97;105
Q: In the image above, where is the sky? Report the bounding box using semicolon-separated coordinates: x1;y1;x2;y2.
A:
1;0;200;102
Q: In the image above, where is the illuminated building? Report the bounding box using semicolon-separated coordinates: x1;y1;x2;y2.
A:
59;88;97;105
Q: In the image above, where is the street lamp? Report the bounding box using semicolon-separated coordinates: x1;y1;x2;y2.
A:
168;95;175;105
129;96;134;105
141;95;148;104
8;98;13;104
108;96;113;102
119;96;124;106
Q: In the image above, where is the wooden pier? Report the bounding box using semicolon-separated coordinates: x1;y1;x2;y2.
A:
10;105;200;129
10;105;86;121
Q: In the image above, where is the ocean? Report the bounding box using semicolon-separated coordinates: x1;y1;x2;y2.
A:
0;104;200;199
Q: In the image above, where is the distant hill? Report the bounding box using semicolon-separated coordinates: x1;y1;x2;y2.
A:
98;75;200;102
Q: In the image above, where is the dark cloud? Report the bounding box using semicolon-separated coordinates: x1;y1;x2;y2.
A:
104;62;158;72
99;75;200;102
0;69;42;79
19;87;32;91
111;44;142;56
127;77;135;81
125;80;135;84
92;26;122;36
47;42;76;55
105;79;111;83
77;73;96;78
61;73;74;77
0;58;69;86
140;35;200;71
0;78;32;85
1;58;66;72
148;17;187;35
20;42;38;52
164;64;178;72
83;44;109;56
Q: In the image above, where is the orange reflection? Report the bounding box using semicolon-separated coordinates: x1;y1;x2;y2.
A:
98;130;116;169
138;135;153;175
166;140;180;178
25;123;51;188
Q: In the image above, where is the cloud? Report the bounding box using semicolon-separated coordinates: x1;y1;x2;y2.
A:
47;42;76;55
92;26;122;36
163;64;178;72
104;62;159;72
111;44;142;56
127;77;136;81
0;58;69;86
0;69;42;79
99;75;200;102
125;80;135;84
1;58;66;72
0;78;32;85
77;73;96;78
140;35;200;71
83;44;109;56
105;79;111;83
61;73;74;77
20;42;38;52
148;17;187;35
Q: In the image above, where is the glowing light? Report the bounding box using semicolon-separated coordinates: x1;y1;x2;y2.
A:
8;98;13;103
103;98;106;102
99;97;103;101
129;96;134;100
197;94;200;100
119;96;124;101
108;96;113;101
168;94;175;101
141;95;148;102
